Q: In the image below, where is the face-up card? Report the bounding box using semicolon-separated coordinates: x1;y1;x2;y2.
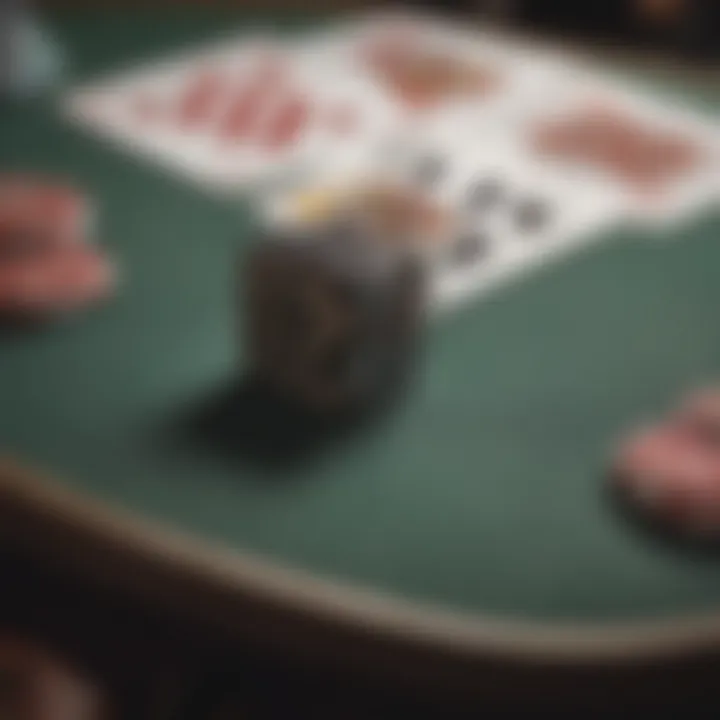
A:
295;11;568;125
380;125;631;313
262;124;630;316
62;35;400;195
247;40;402;197
519;68;720;228
319;12;719;230
64;39;278;189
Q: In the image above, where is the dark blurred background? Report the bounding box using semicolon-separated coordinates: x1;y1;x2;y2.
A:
29;0;720;61
475;0;720;60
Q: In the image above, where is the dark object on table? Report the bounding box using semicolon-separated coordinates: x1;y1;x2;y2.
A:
243;218;427;418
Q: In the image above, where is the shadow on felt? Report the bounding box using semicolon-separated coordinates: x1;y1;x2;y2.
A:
168;373;392;473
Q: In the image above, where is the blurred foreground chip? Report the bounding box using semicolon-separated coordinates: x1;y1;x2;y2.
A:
0;635;105;720
0;176;116;321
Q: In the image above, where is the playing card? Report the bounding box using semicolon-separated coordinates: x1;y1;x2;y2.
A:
431;153;628;312
61;33;400;195
64;37;284;190
62;9;718;237
518;66;720;229
246;37;403;198
293;10;568;125
315;11;719;230
378;119;631;313
262;117;630;316
597;82;720;228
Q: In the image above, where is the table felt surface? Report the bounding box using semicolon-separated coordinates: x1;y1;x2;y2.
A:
2;8;720;626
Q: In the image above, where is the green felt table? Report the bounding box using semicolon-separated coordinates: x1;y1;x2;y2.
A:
2;7;720;692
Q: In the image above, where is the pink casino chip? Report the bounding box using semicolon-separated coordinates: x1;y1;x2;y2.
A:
0;244;115;317
612;420;720;536
0;177;114;320
0;178;92;246
674;387;720;441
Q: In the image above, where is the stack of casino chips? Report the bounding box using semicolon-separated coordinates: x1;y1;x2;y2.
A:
245;182;436;416
612;387;720;539
0;177;116;320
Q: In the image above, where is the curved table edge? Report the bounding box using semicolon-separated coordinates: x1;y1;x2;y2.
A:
3;455;720;680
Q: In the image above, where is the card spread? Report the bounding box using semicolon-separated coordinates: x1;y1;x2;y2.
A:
264;135;628;314
61;11;720;313
63;36;400;193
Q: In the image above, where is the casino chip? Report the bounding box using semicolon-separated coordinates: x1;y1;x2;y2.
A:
674;387;720;441
611;419;720;537
0;245;115;315
0;177;114;319
0;177;92;246
0;634;105;720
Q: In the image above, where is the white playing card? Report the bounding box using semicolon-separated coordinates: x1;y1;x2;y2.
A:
510;65;720;229
429;157;627;313
380;121;631;313
317;11;719;230
62;8;718;248
261;120;630;316
63;37;289;191
292;10;566;124
246;37;403;198
61;33;400;195
589;79;720;229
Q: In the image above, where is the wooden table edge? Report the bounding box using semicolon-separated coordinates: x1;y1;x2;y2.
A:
4;454;720;687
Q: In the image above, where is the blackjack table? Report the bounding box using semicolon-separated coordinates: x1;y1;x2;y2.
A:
2;6;720;709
